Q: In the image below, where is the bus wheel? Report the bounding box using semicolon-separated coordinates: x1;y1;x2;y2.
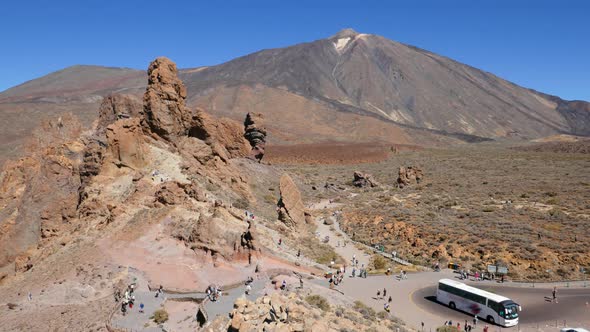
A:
487;316;494;324
449;302;456;309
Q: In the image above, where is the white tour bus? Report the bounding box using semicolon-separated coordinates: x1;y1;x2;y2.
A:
436;278;520;327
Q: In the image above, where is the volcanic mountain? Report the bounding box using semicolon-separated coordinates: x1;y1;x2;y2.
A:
1;28;588;164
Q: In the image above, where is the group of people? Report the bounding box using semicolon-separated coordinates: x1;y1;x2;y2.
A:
329;268;345;288
117;282;143;315
459;269;505;283
351;264;368;278
350;255;368;278
206;284;222;302
459;269;484;281
443;318;487;332
244;210;256;220
245;276;254;295
376;288;393;313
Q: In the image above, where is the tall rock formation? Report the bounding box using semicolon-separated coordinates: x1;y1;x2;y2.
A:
277;174;306;228
243;112;267;162
142;57;249;161
142;57;193;139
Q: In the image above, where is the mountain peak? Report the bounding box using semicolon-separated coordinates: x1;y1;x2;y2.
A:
332;28;359;39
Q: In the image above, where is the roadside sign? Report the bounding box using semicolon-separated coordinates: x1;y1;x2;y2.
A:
487;265;497;273
497;266;508;275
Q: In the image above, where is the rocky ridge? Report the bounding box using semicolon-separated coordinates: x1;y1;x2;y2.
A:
211;291;402;332
0;57;259;281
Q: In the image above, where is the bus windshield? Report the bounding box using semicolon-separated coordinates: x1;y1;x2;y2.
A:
501;303;519;320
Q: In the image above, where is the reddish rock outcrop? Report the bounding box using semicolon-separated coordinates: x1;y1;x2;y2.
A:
396;166;423;188
352;171;379;188
105;118;146;169
244;112;267;162
80;94;143;189
142;57;192;139
190;108;250;161
142;57;249;162
277;174;306;228
154;181;206;206
0;118;83;275
97;94;142;133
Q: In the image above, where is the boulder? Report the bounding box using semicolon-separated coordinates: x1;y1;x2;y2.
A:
396;166;423;188
243;112;267;162
352;171;379;188
277;174;306;228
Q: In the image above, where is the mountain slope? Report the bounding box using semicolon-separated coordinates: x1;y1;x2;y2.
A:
1;29;588;165
0;66;145;164
183;29;586;140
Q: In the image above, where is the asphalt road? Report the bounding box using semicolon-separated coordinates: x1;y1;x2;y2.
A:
412;284;590;330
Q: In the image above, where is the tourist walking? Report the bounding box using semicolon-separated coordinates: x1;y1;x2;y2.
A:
155;285;163;298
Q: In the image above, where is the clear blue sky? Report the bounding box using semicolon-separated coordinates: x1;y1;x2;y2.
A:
1;0;589;100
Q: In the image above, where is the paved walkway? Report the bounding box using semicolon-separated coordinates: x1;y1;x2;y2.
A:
111;277;269;331
315;214;371;268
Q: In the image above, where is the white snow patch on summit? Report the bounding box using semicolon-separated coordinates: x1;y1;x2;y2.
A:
333;37;351;52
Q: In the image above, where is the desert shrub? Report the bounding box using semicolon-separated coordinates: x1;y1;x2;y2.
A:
233;197;249;210
305;294;331;312
263;194;276;204
371;254;388;270
376;310;389;319
152;309;169;324
298;236;342;265
548;208;566;220
437;326;460;332
353;300;376;320
482;207;494;213
205;182;218;192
